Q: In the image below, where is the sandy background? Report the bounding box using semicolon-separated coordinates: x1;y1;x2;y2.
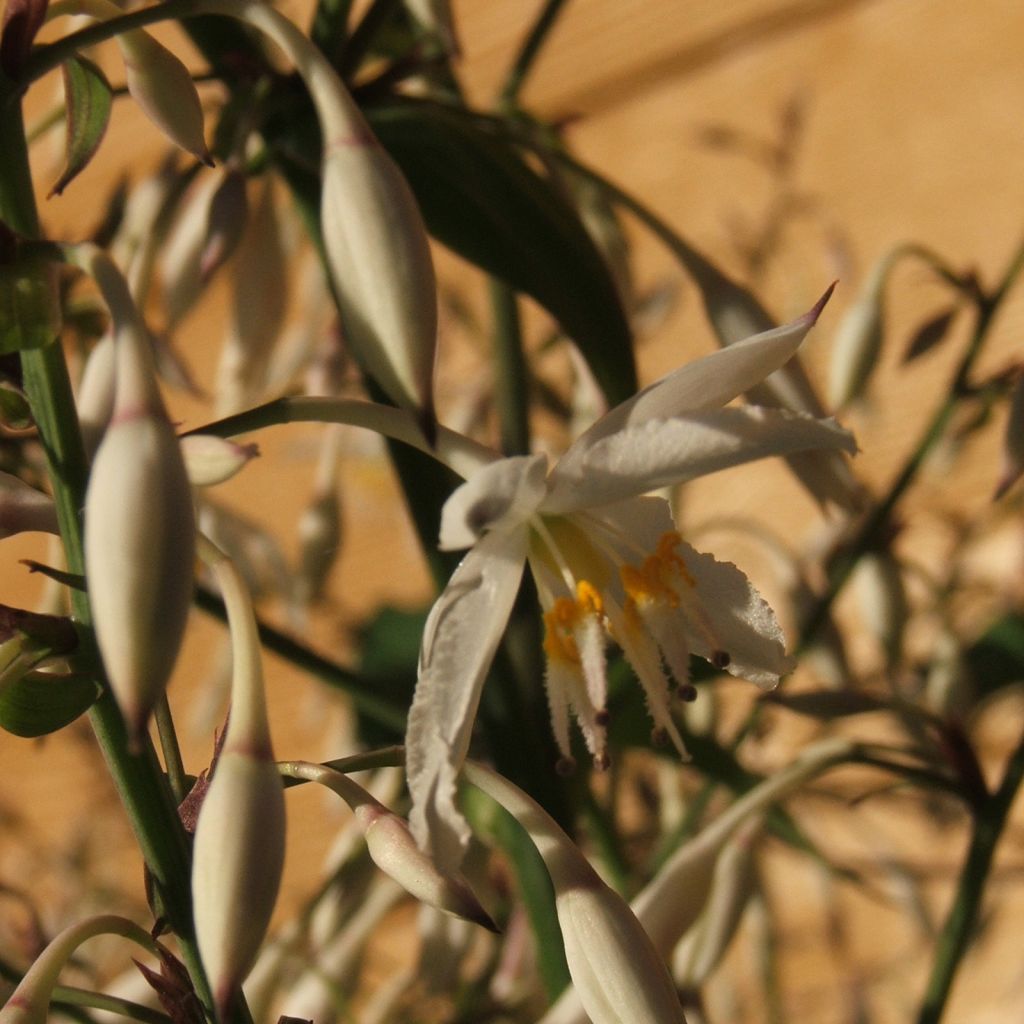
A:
3;0;1024;1020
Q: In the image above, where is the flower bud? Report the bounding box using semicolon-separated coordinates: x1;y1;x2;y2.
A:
215;178;288;414
179;435;259;487
192;538;285;1022
118;29;210;163
0;472;57;538
74;246;196;746
214;0;437;422
0;915;157;1024
828;253;896;411
279;759;495;931
76;333;116;458
319;122;437;422
671;816;760;987
464;761;686;1024
854;551;908;668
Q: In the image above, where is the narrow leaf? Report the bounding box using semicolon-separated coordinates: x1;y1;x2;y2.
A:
902;306;958;363
965;613;1024;702
50;55;113;198
764;689;890;720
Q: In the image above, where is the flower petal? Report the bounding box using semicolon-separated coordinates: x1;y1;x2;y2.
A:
593;497;791;687
439;453;548;551
565;288;833;455
407;526;529;870
545;407;856;513
678;540;793;687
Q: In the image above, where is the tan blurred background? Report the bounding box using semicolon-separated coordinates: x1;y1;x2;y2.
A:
3;0;1024;1020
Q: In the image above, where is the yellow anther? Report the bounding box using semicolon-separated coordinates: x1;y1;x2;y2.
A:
543;607;579;664
576;579;603;616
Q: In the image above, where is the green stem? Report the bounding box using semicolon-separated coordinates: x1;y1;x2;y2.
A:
498;0;570;108
52;985;173;1024
917;726;1024;1023
489;278;531;456
155;692;189;804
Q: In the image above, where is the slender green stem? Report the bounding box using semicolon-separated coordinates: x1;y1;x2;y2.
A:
499;0;570;108
53;985;173;1024
917;726;1024;1023
489;279;531;456
154;693;189;804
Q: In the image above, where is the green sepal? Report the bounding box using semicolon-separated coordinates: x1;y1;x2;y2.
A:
0;670;100;737
50;55;112;198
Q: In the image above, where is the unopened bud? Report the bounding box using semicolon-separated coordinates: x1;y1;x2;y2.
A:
201;169;249;280
192;538;285;1022
75;246;196;746
179;435;259;487
117;29;210;163
279;760;495;931
214;0;437;421
672;816;760;986
76;334;115;457
0;472;58;538
464;761;686;1024
854;551;907;668
0;915;157;1024
828;255;891;411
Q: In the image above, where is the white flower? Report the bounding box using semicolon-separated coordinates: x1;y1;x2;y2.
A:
406;291;857;870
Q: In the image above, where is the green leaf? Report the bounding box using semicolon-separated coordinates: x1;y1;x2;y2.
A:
0;671;100;737
965;613;1024;702
50;56;112;198
366;101;637;405
0;244;61;354
764;689;891;720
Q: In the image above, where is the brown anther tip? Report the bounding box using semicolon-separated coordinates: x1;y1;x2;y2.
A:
594;752;611;771
676;683;698;702
595;708;610;727
555;755;577;777
711;649;731;669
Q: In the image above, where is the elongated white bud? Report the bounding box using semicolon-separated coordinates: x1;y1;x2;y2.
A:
203;0;437;422
539;737;854;1024
56;0;210;161
464;761;687;1024
192;537;285;1022
0;915;157;1024
179;435;259;487
828;255;891;411
74;245;195;746
279;759;495;930
671;816;760;986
